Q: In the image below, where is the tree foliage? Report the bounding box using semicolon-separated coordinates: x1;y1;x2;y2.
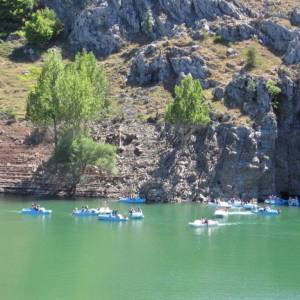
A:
70;135;117;175
165;74;211;126
57;51;108;128
27;49;116;177
55;129;117;175
26;50;64;147
26;49;108;149
0;0;34;33
266;79;281;97
24;8;62;46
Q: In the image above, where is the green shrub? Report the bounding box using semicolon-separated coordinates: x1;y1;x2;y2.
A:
54;129;117;186
24;8;62;47
0;0;34;33
141;9;154;34
213;34;223;44
245;46;258;69
165;74;211;126
266;80;281;97
266;80;281;110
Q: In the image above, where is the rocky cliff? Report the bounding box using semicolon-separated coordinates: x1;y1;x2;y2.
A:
1;0;300;201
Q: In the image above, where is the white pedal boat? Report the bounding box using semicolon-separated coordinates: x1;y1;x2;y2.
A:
189;219;219;228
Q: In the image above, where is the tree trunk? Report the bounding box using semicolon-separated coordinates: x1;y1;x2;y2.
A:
53;118;58;152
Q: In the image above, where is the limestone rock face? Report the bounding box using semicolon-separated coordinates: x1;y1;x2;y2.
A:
42;0;253;56
257;19;295;53
283;37;300;65
219;21;255;42
127;43;172;85
128;43;211;87
69;6;125;56
275;71;300;196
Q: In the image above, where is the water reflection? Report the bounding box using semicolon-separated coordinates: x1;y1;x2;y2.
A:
193;226;219;236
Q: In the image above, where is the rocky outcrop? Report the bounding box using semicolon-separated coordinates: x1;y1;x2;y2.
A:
43;0;254;56
218;20;255;42
140;75;279;202
128;43;211;87
257;19;296;53
283;37;300;65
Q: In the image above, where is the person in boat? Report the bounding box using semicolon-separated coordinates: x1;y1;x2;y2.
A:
204;218;208;224
32;202;39;211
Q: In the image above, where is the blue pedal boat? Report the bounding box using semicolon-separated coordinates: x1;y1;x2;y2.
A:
119;197;146;204
21;208;52;215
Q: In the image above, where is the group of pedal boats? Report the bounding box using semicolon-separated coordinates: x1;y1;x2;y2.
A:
189;198;282;228
20;199;145;221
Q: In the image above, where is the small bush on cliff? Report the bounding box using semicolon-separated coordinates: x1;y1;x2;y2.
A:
165;74;211;126
0;0;34;34
266;80;281;97
245;46;258;69
141;9;155;35
266;79;281;110
24;8;62;46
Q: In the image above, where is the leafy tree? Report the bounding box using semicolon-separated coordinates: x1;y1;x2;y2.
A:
26;50;64;149
57;50;108;129
0;0;34;33
26;50;108;150
165;74;211;126
24;8;62;46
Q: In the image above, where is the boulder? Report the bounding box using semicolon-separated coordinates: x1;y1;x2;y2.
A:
213;86;225;100
291;8;300;26
226;47;238;57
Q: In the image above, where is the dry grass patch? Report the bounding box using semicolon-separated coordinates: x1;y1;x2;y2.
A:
242;0;297;14
191;37;282;86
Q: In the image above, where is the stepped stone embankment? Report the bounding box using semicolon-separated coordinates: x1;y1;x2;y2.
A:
0;120;166;198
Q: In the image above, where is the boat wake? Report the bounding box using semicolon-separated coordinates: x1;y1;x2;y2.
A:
229;211;254;216
218;222;241;226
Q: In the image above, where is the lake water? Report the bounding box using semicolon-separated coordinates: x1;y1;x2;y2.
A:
0;195;300;300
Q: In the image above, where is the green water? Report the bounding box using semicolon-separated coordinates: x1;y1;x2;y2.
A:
1;196;300;300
